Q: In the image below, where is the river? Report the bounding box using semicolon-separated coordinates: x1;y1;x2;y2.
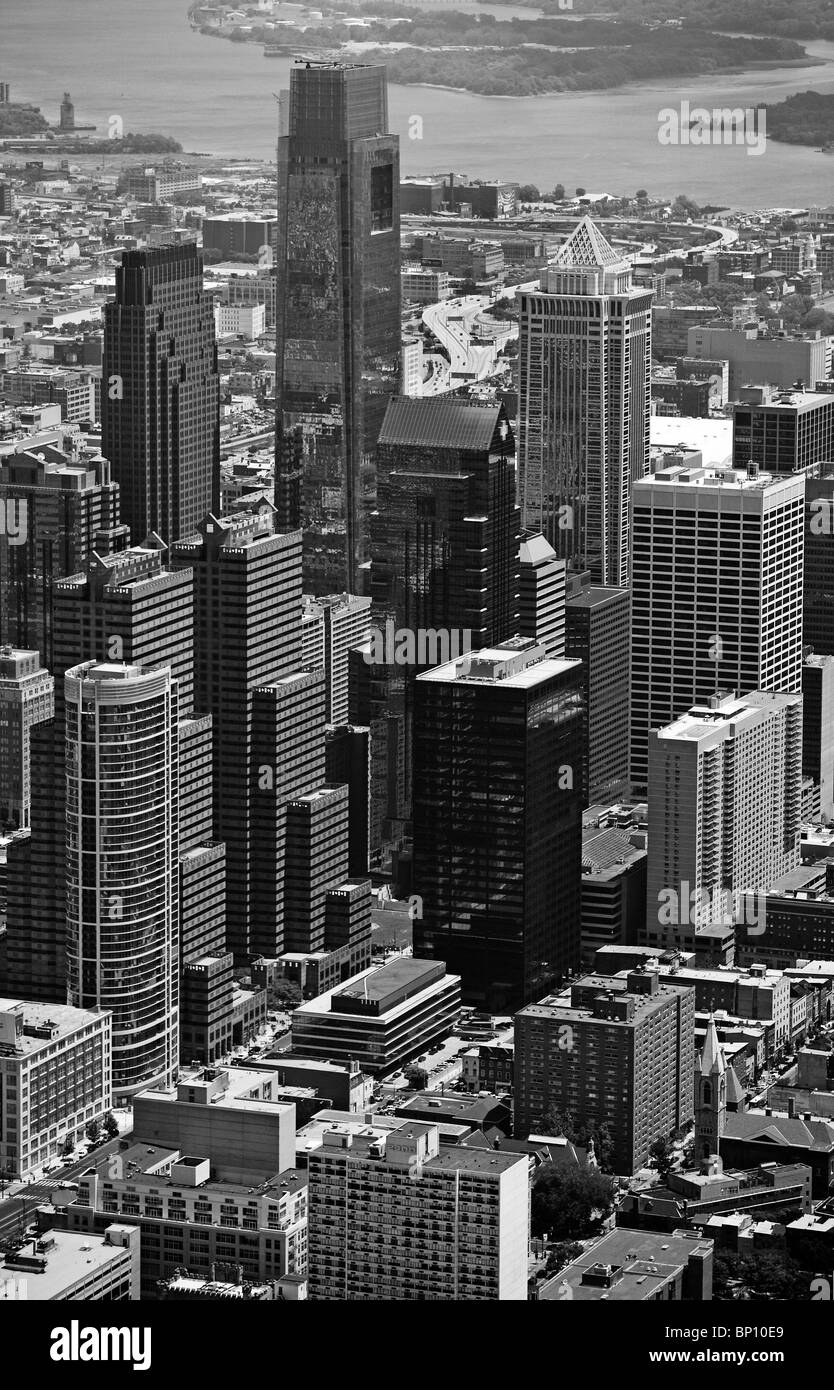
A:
4;0;834;207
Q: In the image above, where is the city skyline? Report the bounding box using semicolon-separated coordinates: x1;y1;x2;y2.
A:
3;20;834;1331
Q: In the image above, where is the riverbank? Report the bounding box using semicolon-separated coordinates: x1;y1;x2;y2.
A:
190;3;809;98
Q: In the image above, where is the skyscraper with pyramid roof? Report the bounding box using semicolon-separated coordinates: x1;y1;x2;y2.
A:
517;216;652;587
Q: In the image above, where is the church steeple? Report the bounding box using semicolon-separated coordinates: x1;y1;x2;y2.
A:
696;1015;727;1161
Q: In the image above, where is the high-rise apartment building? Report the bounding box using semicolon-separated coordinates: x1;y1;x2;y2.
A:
307;1117;529;1300
514;971;695;1173
275;61;401;594
0;646;53;833
172;509;303;960
565;577;631;807
412;638;584;1011
630;463;804;792
646;691;803;950
65;661;179;1101
517;216;652;586
0;449;126;670
4;543;196;1003
102;243;220;546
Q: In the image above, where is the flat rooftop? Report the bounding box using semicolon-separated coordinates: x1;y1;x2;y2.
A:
0;998;109;1057
1;1227;133;1298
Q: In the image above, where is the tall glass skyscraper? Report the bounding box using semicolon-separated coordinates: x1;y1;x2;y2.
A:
517;216;652;587
102;243;221;547
65;661;179;1101
275;61;402;595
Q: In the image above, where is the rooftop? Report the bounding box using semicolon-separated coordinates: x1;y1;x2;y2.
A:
0;1227;134;1298
0;998;109;1057
378;395;511;454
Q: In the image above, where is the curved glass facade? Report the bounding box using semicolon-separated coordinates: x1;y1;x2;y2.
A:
65;661;179;1099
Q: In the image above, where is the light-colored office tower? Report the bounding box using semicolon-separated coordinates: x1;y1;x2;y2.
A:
518;533;566;658
312;593;373;725
517;216;652;586
630;463;804;792
0;646;53;833
171;510;303;960
65;661;179;1102
301;598;325;673
646;691;803;950
307;1117;529;1300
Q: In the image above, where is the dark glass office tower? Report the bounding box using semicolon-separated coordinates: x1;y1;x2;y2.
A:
0;449;127;671
275;61;401;594
805;471;834;654
102;243;221;546
565;577;631;808
359;396;521;865
412;638;584;1012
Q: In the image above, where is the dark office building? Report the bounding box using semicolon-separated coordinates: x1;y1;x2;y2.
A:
805;471;834;655
412;638;584;1012
372;396;520;645
325;724;371;879
363;395;521;862
275;61;401;594
0;448;126;670
202;216;277;260
802;654;834;821
250;670;327;958
102;243;220;547
171;508;303;960
565;578;631;807
732;390;834;475
4;543;196;1003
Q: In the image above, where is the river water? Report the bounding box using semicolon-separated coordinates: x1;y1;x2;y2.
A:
4;0;834;207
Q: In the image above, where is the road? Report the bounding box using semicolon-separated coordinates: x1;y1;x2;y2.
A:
0;1136;125;1245
422;296;498;384
220;427;273;456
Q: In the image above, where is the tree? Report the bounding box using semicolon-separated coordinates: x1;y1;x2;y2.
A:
403;1065;429;1090
516;183;540;202
102;1112;119;1141
636;188;648;200
85;1119;102;1146
552;183;566;201
271;978;302;1007
648;1135;674;1184
544;1240;583;1275
531;1164;616;1241
542;1107;616;1171
575;186;587;198
672;193;702;219
61;1135;74;1157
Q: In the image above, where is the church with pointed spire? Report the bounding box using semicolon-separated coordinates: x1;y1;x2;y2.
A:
695;1015;746;1161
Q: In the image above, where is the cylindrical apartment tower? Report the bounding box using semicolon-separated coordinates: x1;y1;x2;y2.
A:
65;660;179;1101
